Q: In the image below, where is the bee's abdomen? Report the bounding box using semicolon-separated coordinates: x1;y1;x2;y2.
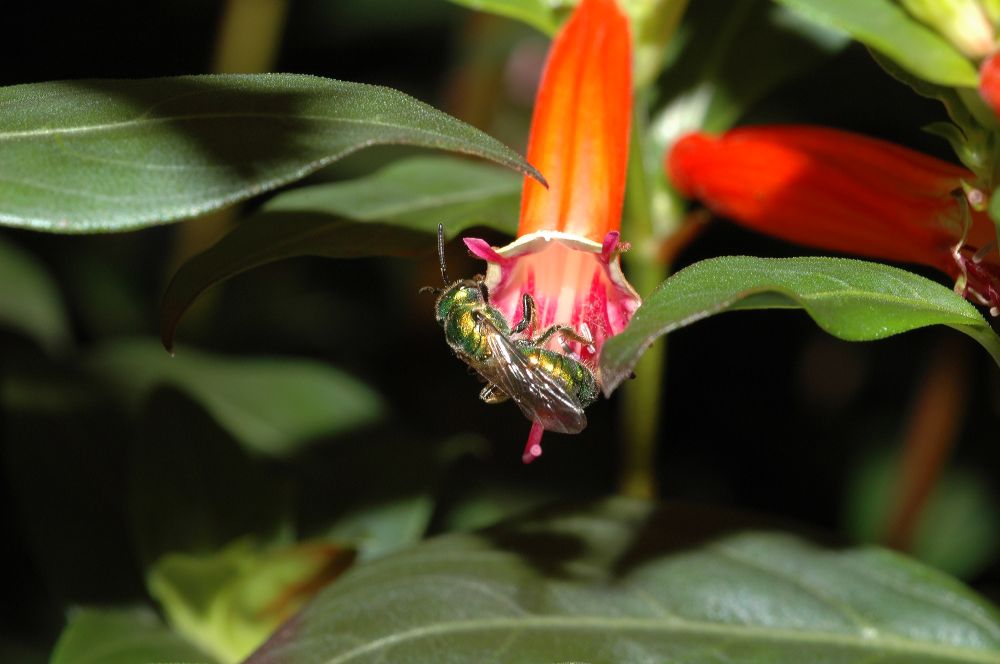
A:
526;349;599;408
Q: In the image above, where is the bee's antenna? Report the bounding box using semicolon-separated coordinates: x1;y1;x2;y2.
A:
436;223;450;284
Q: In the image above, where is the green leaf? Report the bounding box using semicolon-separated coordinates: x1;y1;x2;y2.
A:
262;155;522;235
0;75;543;233
150;539;355;664
774;0;979;87
50;607;214;664
0;234;70;352
159;156;521;350
600;257;1000;394
446;0;567;34
86;338;384;456
243;498;1000;664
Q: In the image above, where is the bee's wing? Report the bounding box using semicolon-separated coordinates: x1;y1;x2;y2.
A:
478;318;587;434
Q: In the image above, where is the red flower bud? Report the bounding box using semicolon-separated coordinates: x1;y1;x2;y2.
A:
667;125;1000;313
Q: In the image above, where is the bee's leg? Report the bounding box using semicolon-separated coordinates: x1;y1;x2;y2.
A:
510;293;537;336
556;335;578;359
533;323;593;347
479;383;510;404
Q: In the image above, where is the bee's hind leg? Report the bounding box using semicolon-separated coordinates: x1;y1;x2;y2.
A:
479;383;510;404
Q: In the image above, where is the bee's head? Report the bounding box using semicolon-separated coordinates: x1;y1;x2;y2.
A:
435;279;486;324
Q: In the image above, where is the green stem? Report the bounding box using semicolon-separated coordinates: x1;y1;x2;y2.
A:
618;103;678;498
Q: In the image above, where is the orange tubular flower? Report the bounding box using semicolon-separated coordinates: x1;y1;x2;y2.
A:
464;0;640;461
667;125;1000;314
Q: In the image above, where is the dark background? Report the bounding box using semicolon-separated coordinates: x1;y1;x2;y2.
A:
2;0;997;657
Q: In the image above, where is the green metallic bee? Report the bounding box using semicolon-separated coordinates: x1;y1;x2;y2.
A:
425;225;598;435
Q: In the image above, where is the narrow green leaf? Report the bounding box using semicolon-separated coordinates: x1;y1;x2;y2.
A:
262;155;522;234
600;257;1000;394
160;156;520;350
774;0;979;86
86;338;384;456
243;498;1000;664
0;234;70;352
50;607;214;664
0;75;543;233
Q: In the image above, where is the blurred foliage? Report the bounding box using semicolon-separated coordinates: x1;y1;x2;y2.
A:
0;0;999;662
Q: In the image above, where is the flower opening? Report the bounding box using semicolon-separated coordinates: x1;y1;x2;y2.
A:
667;125;1000;313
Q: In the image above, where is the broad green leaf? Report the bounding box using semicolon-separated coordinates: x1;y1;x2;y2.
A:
243;498;1000;664
446;0;567;34
150;539;355;664
159;156;521;349
0;234;70;352
774;0;979;86
600;257;1000;394
86;338;384;456
50;607;214;664
0;75;543;233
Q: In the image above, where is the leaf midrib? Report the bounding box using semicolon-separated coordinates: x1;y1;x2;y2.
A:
640;286;981;327
320;614;1000;664
0;112;467;142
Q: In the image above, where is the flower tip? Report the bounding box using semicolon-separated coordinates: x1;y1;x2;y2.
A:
463;237;506;264
667;132;716;198
600;231;621;263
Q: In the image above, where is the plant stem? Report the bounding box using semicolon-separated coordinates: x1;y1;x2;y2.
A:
883;335;969;550
618;103;678;499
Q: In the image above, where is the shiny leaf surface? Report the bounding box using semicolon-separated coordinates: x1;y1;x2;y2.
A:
0;75;542;232
774;0;979;86
244;498;1000;663
601;257;1000;394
